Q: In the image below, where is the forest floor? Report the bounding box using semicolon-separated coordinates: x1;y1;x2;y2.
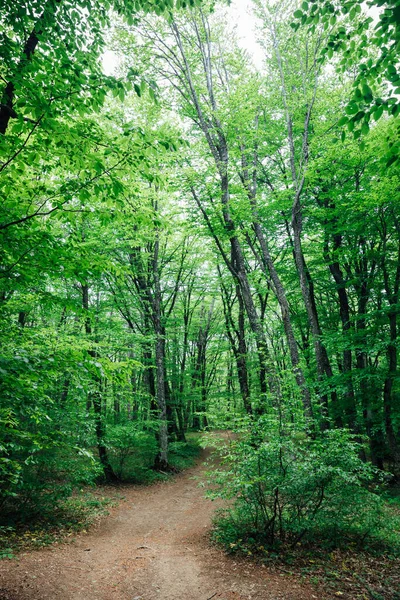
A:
0;445;398;600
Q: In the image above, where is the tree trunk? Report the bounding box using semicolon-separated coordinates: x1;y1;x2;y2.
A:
236;285;251;414
231;237;270;403
0;0;62;134
152;235;169;470
383;311;400;469
219;272;252;414
170;20;273;405
82;283;116;482
240;144;312;419
292;193;334;427
153;331;169;470
252;219;312;420
323;232;356;428
381;232;400;470
356;293;384;469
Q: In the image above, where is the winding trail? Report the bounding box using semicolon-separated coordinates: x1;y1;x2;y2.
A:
0;450;323;600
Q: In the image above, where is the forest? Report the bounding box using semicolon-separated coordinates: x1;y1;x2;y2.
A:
0;0;399;598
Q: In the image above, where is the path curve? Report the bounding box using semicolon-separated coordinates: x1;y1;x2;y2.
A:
0;450;324;600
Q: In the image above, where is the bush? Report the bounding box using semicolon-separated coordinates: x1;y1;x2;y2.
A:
106;422;158;480
1;443;101;523
209;419;399;553
168;438;201;471
106;425;201;480
0;326;101;522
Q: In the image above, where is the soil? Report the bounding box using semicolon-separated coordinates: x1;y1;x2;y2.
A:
0;449;327;600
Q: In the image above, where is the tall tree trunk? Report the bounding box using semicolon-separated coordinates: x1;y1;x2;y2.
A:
235;284;251;414
154;331;168;469
219;271;252;414
175;406;186;442
292;194;336;427
254;222;312;418
383;311;400;469
382;229;400;470
152;233;169;470
143;345;156;410
323;231;356;428
82;283;116;482
356;290;384;469
170;19;273;405
240;145;312;420
271;22;334;426
191;303;213;428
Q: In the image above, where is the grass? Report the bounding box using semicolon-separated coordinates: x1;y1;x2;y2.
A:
210;523;400;599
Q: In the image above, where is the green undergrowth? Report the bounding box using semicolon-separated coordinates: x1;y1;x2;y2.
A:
169;438;202;471
207;422;400;599
107;433;202;483
211;501;400;559
207;423;400;556
0;488;119;559
255;545;400;600
0;435;201;559
210;491;400;600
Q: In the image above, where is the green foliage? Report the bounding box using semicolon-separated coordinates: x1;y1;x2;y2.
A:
106;424;201;481
0;440;101;523
106;422;158;480
209;421;399;554
1;0;400;568
0;322;101;520
14;450;102;519
293;0;400;165
0;489;117;559
168;438;202;470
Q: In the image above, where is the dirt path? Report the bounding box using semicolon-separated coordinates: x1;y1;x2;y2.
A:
0;451;323;600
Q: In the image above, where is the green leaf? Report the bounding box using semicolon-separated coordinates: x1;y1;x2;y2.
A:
26;152;38;165
373;106;384;121
354;110;365;122
361;122;369;135
362;84;373;102
386;154;398;167
345;103;359;115
149;87;156;102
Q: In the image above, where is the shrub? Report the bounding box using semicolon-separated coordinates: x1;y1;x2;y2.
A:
106;422;158;480
106;425;201;480
168;438;201;471
209;418;399;553
1;442;101;523
0;327;101;522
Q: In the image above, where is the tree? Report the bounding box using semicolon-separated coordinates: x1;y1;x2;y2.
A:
293;0;400;165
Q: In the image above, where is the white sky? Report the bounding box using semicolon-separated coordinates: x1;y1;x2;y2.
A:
229;0;262;65
102;0;263;74
102;0;384;75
